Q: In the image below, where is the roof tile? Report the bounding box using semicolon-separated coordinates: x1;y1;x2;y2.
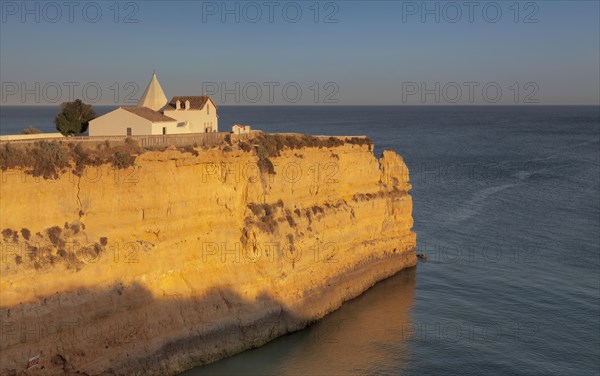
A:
164;96;216;111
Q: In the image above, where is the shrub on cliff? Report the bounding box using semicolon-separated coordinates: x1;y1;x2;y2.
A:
247;203;280;233
285;212;296;227
180;145;200;156
1;141;71;178
31;141;70;179
47;226;64;247
347;136;373;149
71;143;98;176
251;133;368;160
20;126;42;135
238;141;253;152
255;134;286;158
144;145;167;152
248;203;264;216
2;228;14;240
69;223;80;234
0;143;32;171
3;138;147;178
325;136;345;148
109;152;135;169
257;158;275;175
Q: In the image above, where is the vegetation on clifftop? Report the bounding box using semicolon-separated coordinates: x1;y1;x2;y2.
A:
0;140;142;179
20;126;42;135
0;132;373;179
240;133;372;174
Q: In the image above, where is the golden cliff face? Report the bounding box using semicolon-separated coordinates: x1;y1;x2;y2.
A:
0;139;416;375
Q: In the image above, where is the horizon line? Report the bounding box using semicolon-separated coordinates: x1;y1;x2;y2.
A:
1;104;599;107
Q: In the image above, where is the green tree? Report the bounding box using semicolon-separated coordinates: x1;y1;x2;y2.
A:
54;99;96;136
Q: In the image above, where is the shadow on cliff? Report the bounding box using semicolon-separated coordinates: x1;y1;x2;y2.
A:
182;267;417;376
0;267;416;376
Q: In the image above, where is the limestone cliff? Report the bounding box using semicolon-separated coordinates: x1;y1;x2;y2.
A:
0;136;416;375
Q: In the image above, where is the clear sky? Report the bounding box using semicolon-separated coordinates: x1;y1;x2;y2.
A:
1;0;599;105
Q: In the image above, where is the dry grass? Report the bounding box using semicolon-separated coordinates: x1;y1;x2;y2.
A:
1;139;143;179
0;132;370;179
242;133;372;175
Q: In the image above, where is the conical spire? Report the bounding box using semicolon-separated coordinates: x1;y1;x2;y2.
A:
138;72;168;111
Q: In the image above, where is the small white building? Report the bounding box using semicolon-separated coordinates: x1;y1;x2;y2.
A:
163;96;218;133
89;73;218;136
87;106;177;137
232;124;251;135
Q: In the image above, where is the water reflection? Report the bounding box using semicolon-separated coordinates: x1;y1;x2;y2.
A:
185;267;416;375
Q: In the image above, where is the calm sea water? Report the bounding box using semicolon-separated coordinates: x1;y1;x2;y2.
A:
0;105;117;135
1;106;599;375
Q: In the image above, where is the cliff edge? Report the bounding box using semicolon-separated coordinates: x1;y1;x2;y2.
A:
0;133;416;375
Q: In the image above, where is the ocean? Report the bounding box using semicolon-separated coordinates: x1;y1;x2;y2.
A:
1;105;599;375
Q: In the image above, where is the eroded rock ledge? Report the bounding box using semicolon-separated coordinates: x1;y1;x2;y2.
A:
0;134;416;375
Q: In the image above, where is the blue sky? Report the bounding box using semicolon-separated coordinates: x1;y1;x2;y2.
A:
1;0;599;105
